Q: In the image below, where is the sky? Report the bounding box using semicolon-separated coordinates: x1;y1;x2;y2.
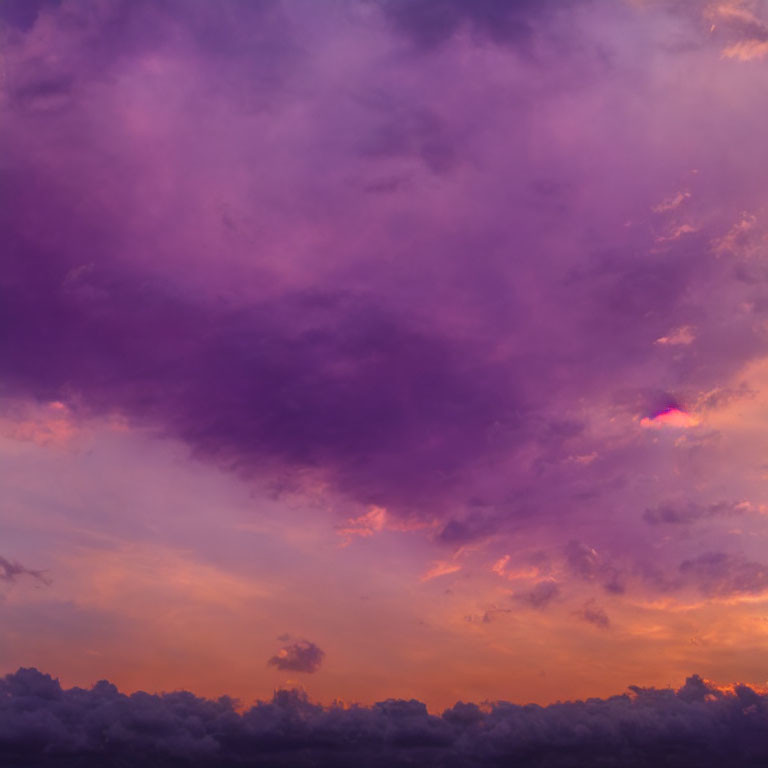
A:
3;0;768;724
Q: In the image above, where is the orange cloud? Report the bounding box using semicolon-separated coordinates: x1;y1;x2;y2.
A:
0;400;77;446
421;560;462;581
337;506;433;545
337;506;387;545
652;190;691;213
655;326;695;346
722;39;768;60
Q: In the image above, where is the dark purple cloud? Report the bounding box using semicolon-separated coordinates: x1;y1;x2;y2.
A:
0;0;60;31
0;556;50;585
2;668;768;767
3;0;768;578
268;639;325;674
381;0;583;49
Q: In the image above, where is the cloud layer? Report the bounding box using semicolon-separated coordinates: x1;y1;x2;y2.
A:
1;668;767;767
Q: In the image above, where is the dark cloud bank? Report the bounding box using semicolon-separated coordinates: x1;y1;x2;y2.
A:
2;668;768;767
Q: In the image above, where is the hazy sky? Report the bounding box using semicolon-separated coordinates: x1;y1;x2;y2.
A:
3;0;768;712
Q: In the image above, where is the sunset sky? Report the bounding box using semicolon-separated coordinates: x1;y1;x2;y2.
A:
4;0;768;716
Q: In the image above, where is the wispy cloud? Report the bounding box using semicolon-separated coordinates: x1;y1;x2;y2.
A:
0;555;50;586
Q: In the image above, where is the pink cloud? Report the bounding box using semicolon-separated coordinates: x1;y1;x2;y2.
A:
640;407;700;429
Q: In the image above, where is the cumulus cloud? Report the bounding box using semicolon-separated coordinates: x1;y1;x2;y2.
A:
2;668;768;767
268;639;325;673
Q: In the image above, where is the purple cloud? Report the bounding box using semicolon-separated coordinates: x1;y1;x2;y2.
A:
680;552;768;598
564;542;625;595
381;0;583;49
0;555;50;585
515;580;560;609
579;600;610;630
2;667;768;767
268;639;325;674
3;0;768;608
0;0;60;31
644;500;748;526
